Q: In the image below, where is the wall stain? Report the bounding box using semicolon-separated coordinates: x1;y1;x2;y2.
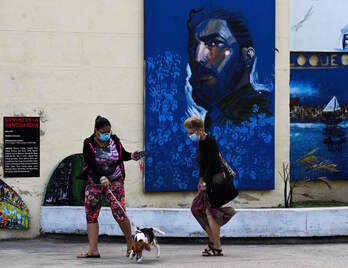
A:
13;112;25;117
189;231;205;237
32;108;48;123
38;110;48;123
238;193;260;201
17;189;33;197
40;130;46;136
177;203;189;208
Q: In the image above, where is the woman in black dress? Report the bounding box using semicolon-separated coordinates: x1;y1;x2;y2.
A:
184;116;236;256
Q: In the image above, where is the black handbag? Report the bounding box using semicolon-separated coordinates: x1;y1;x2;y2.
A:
207;154;239;208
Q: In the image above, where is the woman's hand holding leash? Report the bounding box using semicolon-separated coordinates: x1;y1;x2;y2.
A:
198;179;206;193
100;176;110;189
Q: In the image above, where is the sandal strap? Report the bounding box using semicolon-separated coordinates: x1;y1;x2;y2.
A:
208;245;223;256
202;242;213;253
202;248;213;256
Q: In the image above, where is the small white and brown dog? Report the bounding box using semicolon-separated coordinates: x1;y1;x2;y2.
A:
129;227;165;262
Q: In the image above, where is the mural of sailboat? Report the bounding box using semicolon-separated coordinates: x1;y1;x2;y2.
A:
322;96;347;151
0;179;30;230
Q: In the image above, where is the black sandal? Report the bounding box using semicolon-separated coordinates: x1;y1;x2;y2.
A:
205;244;223;257
77;252;101;258
210;247;223;256
202;242;213;256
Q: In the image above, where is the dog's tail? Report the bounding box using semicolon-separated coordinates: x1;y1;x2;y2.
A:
152;227;166;235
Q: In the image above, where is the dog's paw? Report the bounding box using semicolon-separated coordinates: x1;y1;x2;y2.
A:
129;250;135;260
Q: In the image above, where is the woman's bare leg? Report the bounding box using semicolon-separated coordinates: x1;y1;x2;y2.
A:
204;225;214;244
77;223;100;257
205;209;221;249
118;218;133;256
87;223;99;253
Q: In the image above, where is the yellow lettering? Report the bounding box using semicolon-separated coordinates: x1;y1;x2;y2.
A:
309;54;319;66
297;54;307;66
331;54;338;66
341;54;348;66
320;55;329;66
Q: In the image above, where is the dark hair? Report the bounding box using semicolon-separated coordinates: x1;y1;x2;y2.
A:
94;115;111;130
186;8;253;48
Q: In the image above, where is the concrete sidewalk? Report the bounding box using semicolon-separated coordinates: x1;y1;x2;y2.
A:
1;238;348;268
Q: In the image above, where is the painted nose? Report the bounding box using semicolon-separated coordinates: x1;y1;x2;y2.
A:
195;41;209;65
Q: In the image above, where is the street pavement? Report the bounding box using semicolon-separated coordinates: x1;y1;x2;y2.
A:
1;238;348;268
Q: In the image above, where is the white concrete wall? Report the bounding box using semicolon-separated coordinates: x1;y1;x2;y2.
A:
41;206;348;238
0;0;290;239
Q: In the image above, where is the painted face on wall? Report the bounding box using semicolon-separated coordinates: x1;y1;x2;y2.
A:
188;18;244;108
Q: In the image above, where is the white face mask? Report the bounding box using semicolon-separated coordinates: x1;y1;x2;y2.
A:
189;133;200;142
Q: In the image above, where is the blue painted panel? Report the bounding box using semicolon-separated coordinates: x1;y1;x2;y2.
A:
290;52;348;180
145;0;275;191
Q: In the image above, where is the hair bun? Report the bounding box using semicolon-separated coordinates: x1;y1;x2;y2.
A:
94;115;111;130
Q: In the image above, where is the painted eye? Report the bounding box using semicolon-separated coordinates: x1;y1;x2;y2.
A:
207;40;225;48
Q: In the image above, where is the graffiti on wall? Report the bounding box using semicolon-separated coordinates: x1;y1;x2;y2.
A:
43;154;86;206
144;0;275;191
0;179;30;230
290;0;348;180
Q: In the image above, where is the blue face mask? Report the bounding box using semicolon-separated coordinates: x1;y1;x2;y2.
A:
189;133;200;142
98;132;111;142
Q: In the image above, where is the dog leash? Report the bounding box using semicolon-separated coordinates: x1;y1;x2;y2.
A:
107;188;165;235
107;189;138;230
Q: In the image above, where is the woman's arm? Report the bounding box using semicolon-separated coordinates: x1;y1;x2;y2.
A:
119;141;132;161
112;135;132;161
203;137;221;184
83;140;109;183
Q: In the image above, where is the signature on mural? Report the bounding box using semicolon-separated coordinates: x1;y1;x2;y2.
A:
0;179;30;230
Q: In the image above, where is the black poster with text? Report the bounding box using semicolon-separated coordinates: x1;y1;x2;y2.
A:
3;117;40;177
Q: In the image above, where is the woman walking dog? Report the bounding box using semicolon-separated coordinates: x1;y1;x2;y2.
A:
77;116;142;258
184;116;238;256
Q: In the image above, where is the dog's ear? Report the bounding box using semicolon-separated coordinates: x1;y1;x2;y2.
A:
143;241;151;251
132;242;140;253
139;241;145;250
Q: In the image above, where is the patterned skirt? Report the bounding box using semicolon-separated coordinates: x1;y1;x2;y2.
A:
191;190;236;229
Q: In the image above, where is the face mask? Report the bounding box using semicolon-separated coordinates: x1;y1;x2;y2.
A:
99;132;111;142
189;133;200;142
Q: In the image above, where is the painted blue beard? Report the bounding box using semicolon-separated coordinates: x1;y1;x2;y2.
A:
190;62;245;109
191;78;228;108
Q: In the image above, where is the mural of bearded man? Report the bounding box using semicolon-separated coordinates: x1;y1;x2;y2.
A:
186;9;272;130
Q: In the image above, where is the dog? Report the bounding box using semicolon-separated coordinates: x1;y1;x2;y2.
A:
129;227;165;262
